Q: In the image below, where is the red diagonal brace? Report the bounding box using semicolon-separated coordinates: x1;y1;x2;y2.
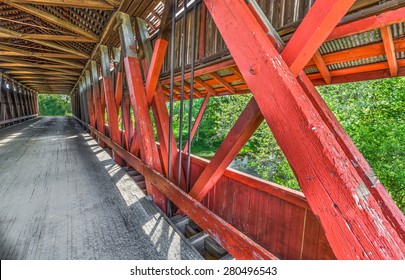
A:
118;11;167;212
100;45;124;166
201;0;404;259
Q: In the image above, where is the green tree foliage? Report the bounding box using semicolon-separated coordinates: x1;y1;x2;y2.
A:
169;77;404;211
39;94;71;116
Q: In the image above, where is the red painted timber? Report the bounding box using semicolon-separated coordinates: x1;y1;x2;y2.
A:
184;153;333;259
189;97;263;202
114;72;123;111
78;118;278;259
311;66;405;85
381;26;398;77
204;0;405;259
121;91;133;150
312;51;331;84
101;47;124;166
124;55;167;211
328;6;405;41
145;38;169;103
282;0;356;75
298;69;405;242
91;61;106;148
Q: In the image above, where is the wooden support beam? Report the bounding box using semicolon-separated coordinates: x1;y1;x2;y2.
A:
209;72;236;94
0;26;89;58
380;26;398;77
0;33;96;42
305;38;405;69
118;11;167;212
100;45;124;166
79;118;278;260
203;0;405;259
328;6;405;41
140;0;186;186
90;60;106;148
312;50;331;84
5;70;80;76
282;0;356;75
0;45;86;68
311;66;405;86
85;70;96;128
0;0;99;41
8;0;116;10
145;38;169;102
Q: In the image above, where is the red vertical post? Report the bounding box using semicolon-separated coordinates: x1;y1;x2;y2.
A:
100;45;125;166
85;70;96;128
91;60;106;148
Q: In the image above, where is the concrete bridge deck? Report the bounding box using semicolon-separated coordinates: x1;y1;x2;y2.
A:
0;117;200;260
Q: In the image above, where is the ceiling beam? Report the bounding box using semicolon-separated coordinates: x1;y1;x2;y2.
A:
5;70;80;76
7;0;116;10
0;62;81;69
0;33;97;42
11;75;78;80
0;0;99;40
0;44;87;68
0;26;89;58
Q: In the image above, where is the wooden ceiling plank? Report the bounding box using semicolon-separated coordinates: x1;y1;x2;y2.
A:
380;26;398;77
0;0;99;40
8;0;116;10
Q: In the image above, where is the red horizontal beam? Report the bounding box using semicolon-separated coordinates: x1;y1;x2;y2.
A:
328;6;405;41
308;59;405;81
76;117;278;260
311;65;405;86
306;37;405;68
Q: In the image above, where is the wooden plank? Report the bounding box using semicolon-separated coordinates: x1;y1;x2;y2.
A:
83;120;278;260
204;0;405;259
312;50;331;84
380;26;398;77
282;0;356;75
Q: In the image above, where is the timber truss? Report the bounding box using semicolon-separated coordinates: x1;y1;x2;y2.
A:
1;0;405;260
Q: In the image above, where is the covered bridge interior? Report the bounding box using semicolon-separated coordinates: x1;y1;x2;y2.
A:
0;0;404;260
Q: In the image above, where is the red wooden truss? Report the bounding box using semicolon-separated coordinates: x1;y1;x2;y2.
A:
70;0;405;260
